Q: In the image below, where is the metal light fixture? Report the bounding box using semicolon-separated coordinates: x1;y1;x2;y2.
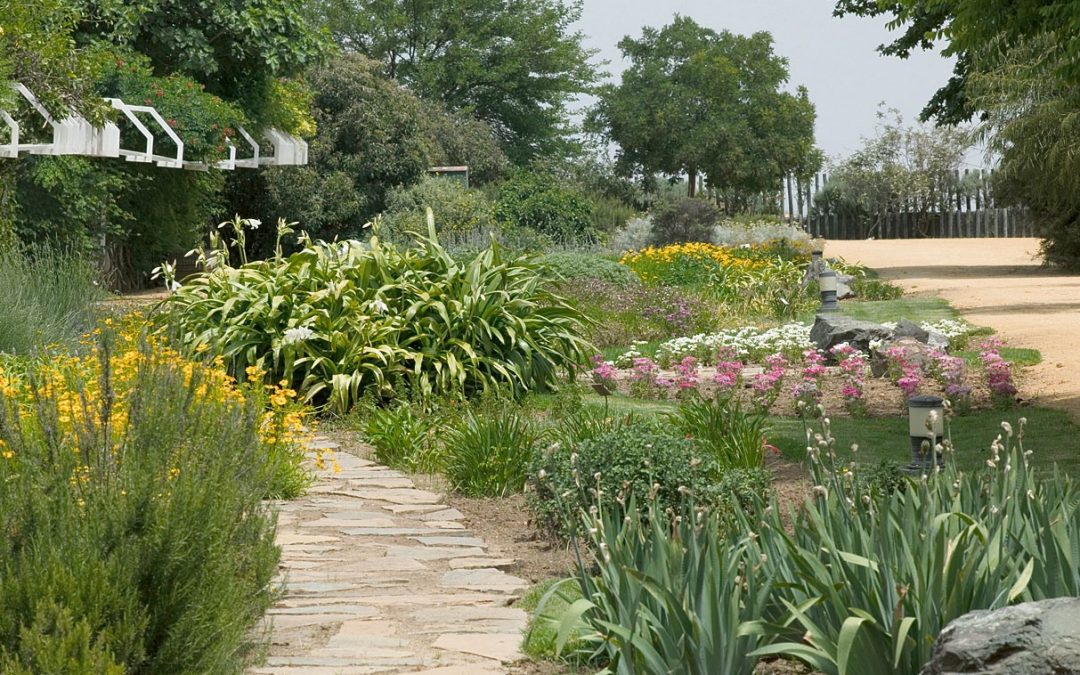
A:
818;268;839;312
906;395;945;474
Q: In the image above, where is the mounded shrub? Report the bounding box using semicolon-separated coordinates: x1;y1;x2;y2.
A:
647;196;721;246
380;176;496;242
161;216;593;412
538;252;639;287
529;425;722;535
494;171;598;245
0;331;295;673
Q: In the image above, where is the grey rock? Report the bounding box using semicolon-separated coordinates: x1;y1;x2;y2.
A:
869;336;936;378
810;315;893;354
921;597;1080;675
836;274;856;300
927;328;950;351
895;318;929;343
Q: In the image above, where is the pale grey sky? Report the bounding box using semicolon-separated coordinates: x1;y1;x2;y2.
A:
573;0;958;162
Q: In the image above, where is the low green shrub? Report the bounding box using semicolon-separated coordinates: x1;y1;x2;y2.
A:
0;245;103;355
494;171;598;245
444;406;541;497
647;196;721;246
664;396;768;470
545;402;638;450
380;176;496;242
589;193;638;234
0;338;282;673
539;252;638;286
529;425;720;535
161;216;593;412
850;275;903;301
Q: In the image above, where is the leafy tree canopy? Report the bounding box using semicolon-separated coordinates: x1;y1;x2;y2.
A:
833;0;1080;124
589;16;819;199
229;54;506;243
72;0;331;125
313;0;599;162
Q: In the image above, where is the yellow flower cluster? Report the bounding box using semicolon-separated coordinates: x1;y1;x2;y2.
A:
620;242;769;276
0;312;318;477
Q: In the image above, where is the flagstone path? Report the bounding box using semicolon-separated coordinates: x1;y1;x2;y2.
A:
251;437;529;675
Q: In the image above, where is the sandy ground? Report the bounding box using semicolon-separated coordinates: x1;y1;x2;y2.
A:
826;238;1080;422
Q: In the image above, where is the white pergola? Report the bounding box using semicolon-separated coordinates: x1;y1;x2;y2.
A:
0;82;308;170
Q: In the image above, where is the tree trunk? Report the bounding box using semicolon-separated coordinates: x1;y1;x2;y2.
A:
687;167;697;197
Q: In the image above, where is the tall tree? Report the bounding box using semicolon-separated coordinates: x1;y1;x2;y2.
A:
226;54;507;243
589;16;819;201
833;0;1080;125
313;0;598;162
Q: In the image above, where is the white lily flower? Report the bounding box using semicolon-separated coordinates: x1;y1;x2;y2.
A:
282;326;315;345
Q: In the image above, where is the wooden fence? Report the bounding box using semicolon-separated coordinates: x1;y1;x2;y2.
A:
780;169;1036;240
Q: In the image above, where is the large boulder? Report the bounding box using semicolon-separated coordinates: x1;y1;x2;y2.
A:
894;317;929;343
810;315;893;354
869;336;937;377
894;317;950;351
921;597;1080;675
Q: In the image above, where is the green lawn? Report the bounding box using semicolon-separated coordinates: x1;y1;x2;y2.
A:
571;393;1080;476
837;297;958;323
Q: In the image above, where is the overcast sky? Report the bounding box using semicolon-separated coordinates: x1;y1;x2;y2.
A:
573;0;961;163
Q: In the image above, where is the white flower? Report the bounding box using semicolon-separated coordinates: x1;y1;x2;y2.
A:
247;218;261;229
371;298;389;314
282;326;315;345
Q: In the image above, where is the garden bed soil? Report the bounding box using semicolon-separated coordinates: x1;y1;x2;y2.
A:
827;238;1080;422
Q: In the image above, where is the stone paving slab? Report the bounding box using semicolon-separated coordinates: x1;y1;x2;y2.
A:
250;436;527;674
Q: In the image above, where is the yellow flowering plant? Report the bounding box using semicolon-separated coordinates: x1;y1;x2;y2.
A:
620;241;816;319
0;323;301;672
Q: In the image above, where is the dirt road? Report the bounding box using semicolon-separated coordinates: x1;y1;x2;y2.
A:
826;238;1080;422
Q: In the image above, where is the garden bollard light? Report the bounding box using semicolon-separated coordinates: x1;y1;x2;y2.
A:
818;268;839;312
905;395;945;474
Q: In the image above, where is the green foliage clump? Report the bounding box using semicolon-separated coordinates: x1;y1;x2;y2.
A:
551;413;1080;675
0;343;281;673
538;252;638;286
0;246;103;355
529;425;720;535
550;498;771;674
162;218;592;413
851;275;903;301
444;407;541;497
381;176;496;241
494;171;598;245
648;196;721;246
663;396;767;470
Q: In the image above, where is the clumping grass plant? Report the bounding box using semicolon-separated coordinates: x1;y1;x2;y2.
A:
443;406;541;497
0;245;104;356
